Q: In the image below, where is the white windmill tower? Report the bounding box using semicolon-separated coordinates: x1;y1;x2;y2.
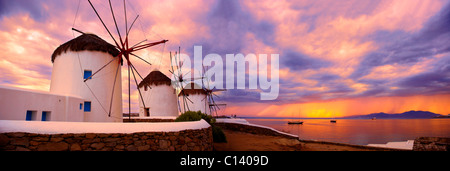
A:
50;33;123;122
178;83;208;115
138;70;178;118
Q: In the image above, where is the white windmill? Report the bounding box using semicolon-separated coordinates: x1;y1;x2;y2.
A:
50;33;123;122
178;83;208;114
138;70;178;118
169;48;204;114
51;0;168;122
200;66;227;116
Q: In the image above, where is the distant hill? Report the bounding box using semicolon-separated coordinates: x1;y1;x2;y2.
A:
342;110;443;119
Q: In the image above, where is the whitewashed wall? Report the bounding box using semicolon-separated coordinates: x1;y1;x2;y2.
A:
138;85;179;117
50;51;122;122
0;86;84;122
179;94;209;115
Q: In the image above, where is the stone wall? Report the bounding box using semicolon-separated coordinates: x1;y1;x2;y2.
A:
215;122;297;139
0;127;213;151
413;137;449;151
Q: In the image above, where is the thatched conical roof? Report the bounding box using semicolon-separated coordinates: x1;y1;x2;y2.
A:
51;34;120;63
138;70;172;88
178;83;207;97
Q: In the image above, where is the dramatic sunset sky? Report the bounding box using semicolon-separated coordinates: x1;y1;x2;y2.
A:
1;0;449;118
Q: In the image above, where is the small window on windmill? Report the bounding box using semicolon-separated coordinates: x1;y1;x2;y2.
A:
144;86;148;91
84;101;91;112
84;70;92;80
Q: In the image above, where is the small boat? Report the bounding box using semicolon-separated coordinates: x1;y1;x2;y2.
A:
330;120;337;123
371;117;376;120
288;121;303;125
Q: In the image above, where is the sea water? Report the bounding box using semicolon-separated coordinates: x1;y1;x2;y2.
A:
245;118;450;145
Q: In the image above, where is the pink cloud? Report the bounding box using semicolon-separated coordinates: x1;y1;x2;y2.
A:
244;0;445;61
0;15;64;91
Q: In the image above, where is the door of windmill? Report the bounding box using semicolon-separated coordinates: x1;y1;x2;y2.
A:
144;108;150;117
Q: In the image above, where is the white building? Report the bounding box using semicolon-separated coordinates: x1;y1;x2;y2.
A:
50;34;123;122
178;83;209;115
0;34;122;122
0;86;84;122
138;70;178;118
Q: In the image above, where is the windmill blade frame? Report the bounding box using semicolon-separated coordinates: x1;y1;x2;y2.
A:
200;65;227;116
169;47;199;114
75;0;168;119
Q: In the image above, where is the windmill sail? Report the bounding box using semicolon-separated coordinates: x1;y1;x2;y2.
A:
200;66;227;116
72;0;168;119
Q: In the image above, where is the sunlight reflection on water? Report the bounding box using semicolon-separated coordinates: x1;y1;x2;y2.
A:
246;118;450;145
